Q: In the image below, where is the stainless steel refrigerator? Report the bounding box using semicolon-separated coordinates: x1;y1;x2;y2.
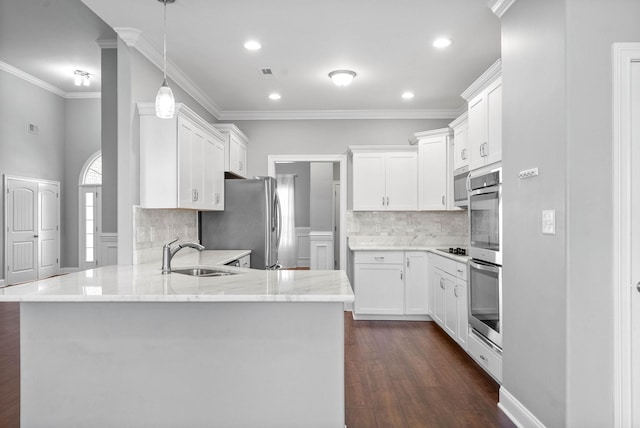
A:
199;177;281;269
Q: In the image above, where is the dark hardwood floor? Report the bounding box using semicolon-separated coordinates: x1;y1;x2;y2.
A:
0;303;512;427
345;314;514;428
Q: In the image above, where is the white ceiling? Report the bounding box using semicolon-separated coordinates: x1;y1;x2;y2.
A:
0;0;501;116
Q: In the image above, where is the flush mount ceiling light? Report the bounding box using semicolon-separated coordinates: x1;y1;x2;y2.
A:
155;0;176;119
244;40;262;51
328;70;357;87
74;70;91;86
433;37;453;48
402;91;415;100
268;93;281;100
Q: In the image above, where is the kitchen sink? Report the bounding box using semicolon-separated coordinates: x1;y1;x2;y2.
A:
172;268;237;277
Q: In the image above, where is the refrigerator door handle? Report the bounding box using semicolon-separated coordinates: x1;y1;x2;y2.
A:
275;191;282;249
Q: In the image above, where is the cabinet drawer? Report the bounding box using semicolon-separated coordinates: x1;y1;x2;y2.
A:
354;251;403;264
455;262;467;281
467;331;502;383
429;252;456;273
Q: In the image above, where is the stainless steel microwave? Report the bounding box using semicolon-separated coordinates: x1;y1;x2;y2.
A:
453;167;470;208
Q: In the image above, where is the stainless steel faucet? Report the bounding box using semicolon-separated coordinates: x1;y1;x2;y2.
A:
161;238;205;274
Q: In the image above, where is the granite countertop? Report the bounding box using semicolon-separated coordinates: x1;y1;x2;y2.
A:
348;243;470;263
0;249;354;303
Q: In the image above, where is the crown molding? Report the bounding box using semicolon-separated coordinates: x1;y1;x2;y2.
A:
114;27;222;119
408;127;452;145
137;102;224;140
96;38;117;49
488;0;517;18
460;58;502;101
0;60;65;97
0;60;102;99
448;110;468;128
217;108;460;121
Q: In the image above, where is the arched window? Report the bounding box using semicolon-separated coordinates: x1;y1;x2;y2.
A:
80;151;102;185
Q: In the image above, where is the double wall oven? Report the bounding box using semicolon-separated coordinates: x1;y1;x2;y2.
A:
467;166;502;349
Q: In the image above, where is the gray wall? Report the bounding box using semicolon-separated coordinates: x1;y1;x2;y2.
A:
309;162;334;231
63;98;102;268
231;119;451;178
101;47;118;233
275;162;311;228
501;0;640;426
0;69;66;280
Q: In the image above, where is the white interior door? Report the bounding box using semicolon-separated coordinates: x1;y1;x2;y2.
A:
37;182;59;279
5;177;38;284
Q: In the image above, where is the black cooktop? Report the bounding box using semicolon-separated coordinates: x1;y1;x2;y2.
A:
437;247;467;256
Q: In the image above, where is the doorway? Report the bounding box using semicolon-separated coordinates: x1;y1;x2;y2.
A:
268;155;347;271
613;42;640;427
4;175;60;285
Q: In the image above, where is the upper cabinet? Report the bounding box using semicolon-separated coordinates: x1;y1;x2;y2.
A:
411;128;457;211
350;146;418;211
138;103;225;211
212;124;249;178
449;112;469;172
461;59;502;171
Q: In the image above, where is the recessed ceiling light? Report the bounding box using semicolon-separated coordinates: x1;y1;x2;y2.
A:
244;40;262;51
433;37;453;48
268;93;281;100
328;70;357;87
402;92;415;100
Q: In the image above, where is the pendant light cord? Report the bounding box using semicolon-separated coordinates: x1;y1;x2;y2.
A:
162;0;167;83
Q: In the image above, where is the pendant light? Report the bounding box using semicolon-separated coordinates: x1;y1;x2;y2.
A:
155;0;175;119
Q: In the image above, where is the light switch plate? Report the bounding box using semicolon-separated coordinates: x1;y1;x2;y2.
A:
542;210;556;235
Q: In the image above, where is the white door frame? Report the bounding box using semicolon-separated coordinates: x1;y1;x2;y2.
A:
268;155;347;272
3;175;61;285
78;184;102;270
612;42;640;428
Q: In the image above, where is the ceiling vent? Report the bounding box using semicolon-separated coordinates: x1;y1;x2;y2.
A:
260;68;275;79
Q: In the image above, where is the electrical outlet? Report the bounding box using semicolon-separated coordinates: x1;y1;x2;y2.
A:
542;210;556;235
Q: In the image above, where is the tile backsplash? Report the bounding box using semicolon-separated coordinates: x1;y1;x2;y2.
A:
347;210;468;247
133;206;199;264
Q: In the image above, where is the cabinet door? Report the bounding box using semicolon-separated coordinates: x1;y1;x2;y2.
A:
228;135;240;175
418;138;447;210
467;93;487;171
444;274;458;340
404;252;428;315
178;117;196;209
202;136;224;210
354;263;404;315
456;279;468;349
352;153;386;210
238;141;247;178
385;152;418;210
432;269;446;326
191;128;205;208
453;123;469;171
485;78;502;166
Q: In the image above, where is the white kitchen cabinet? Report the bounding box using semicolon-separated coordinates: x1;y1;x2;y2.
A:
350;147;418;211
467;330;502;383
462;60;502;171
353;250;429;319
449;112;469;172
411;128;452;211
428;252;468;349
213;124;249;178
404;251;429;315
138;103;225;211
353;252;405;315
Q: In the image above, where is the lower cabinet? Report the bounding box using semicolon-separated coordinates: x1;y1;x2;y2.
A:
467;330;502;383
428;252;468;350
353;251;429;319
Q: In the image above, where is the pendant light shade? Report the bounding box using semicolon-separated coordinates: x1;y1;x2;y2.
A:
155;0;175;119
155;79;175;118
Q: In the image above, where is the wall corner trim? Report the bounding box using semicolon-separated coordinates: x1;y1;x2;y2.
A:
488;0;517;18
96;38;118;49
460;58;502;101
498;387;547;428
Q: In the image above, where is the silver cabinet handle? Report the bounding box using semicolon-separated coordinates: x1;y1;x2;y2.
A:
406;258;410;268
374;256;385;262
637;282;640;293
479;355;488;363
382;196;385;206
440;278;445;289
441;195;445;206
386;196;389;206
239;161;243;171
33;235;39;238
400;271;403;280
454;285;459;297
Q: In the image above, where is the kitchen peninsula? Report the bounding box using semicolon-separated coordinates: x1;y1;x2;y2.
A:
0;250;353;428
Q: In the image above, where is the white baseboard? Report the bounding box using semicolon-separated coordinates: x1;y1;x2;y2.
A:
498;387;547;428
352;314;432;322
60;267;80;274
0;278;6;288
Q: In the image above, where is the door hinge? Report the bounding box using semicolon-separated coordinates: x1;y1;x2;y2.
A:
56;258;59;264
56;225;59;231
56;193;59;198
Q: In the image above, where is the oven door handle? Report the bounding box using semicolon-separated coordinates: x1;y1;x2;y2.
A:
469;260;501;273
